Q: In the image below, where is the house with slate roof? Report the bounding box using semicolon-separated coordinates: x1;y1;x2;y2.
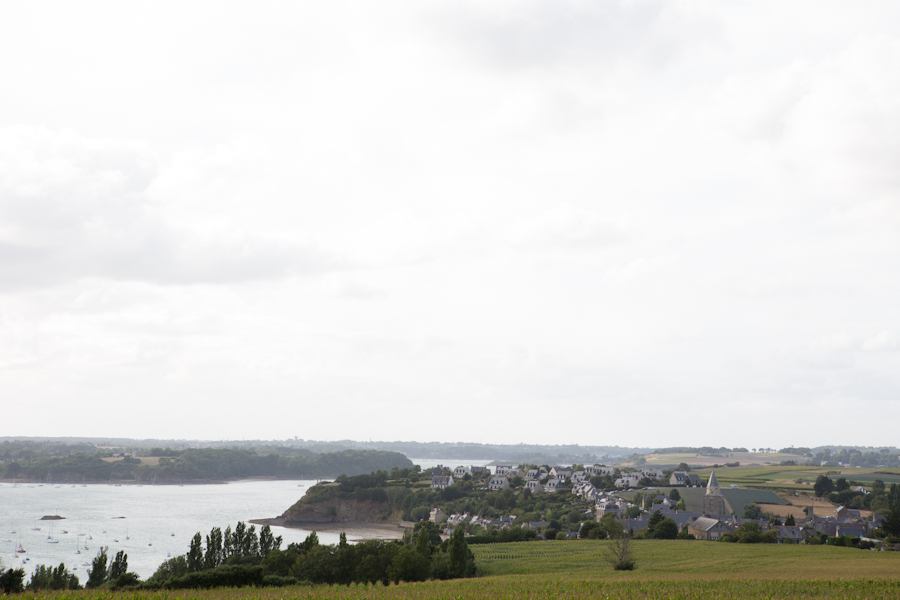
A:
669;471;690;485
687;517;733;540
525;480;543;494
545;478;567;493
453;466;472;479
431;475;454;490
550;467;574;480
489;475;510;491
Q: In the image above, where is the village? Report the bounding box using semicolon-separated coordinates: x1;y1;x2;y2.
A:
427;463;889;545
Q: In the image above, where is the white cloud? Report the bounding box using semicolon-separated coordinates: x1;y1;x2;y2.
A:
0;2;899;448
0;126;339;290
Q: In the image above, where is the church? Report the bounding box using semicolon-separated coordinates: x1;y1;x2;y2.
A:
702;470;728;515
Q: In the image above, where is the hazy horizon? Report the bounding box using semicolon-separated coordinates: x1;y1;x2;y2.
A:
2;2;899;448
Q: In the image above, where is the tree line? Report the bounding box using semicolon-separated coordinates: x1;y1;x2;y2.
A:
0;448;412;482
1;521;475;593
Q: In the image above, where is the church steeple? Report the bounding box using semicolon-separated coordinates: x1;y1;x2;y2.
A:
703;469;728;516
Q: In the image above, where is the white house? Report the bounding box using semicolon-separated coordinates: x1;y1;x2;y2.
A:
431;475;454;490
489;476;510;491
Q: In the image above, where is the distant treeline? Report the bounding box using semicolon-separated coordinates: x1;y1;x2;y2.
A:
0;445;412;482
0;437;652;461
653;447;749;455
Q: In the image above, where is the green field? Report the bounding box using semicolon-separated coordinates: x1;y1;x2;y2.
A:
472;539;899;579
639;451;806;467
17;541;900;599
683;465;900;492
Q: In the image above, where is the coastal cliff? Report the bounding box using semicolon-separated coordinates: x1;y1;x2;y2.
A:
280;494;402;524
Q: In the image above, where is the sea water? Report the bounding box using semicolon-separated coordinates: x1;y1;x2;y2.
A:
0;479;383;579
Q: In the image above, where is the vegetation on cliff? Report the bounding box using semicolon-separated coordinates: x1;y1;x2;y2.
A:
284;469;587;528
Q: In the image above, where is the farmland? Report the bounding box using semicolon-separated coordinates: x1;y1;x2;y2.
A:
676;464;899;493
471;539;900;579
635;451;806;467
16;540;900;600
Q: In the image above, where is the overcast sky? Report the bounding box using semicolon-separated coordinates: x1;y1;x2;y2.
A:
1;1;898;450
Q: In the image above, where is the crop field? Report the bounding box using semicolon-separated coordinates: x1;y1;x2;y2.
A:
18;577;900;600
20;541;900;600
472;540;900;580
639;452;805;467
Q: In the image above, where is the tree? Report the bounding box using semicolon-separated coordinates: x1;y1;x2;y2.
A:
597;513;624;539
669;489;681;502
107;550;128;580
647;510;665;532
414;530;432;557
873;479;886;495
677;463;691;472
0;568;25;594
26;564;80;591
603;532;635;571
834;477;850;492
205;527;223;569
785;514;795;526
579;521;604;540
881;505;900;537
889;483;900;510
86;547;109;589
447;526;474;578
653;518;678;539
814;475;834;497
742;504;764;520
386;546;430;583
187;532;204;572
258;524;281;558
298;530;320;553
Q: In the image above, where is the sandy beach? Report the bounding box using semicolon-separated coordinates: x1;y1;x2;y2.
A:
251;517;407;541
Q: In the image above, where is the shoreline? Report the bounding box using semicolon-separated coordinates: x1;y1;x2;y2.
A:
0;476;306;486
251;517;408;540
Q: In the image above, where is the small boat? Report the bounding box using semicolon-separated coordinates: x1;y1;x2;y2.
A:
47;539;59;544
16;544;25;553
